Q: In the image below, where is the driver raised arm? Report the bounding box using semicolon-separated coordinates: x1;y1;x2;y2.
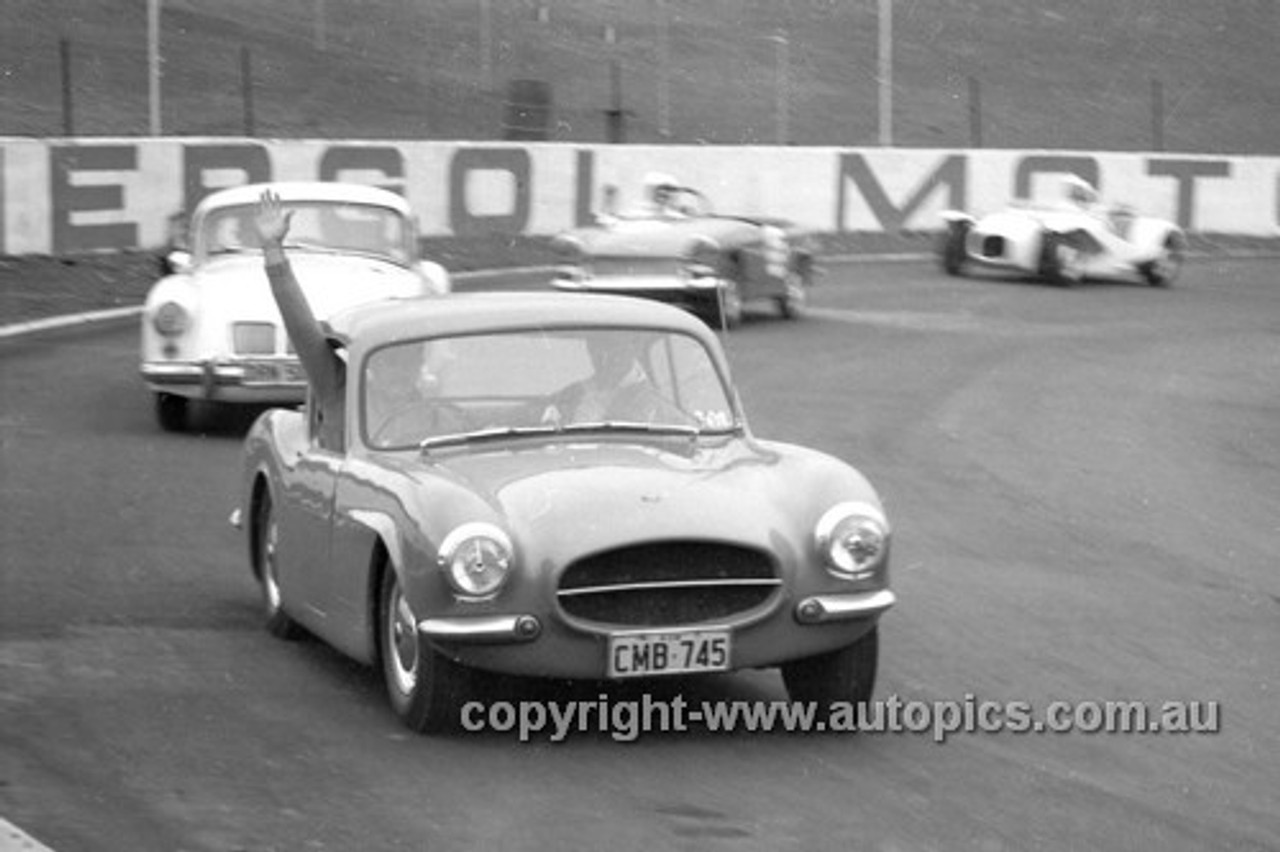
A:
254;189;345;433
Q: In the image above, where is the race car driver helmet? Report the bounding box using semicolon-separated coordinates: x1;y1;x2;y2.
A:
643;171;681;207
1063;174;1099;207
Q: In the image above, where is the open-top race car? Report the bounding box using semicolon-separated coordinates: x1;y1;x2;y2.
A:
552;174;817;327
938;176;1186;287
140;181;449;431
232;291;894;733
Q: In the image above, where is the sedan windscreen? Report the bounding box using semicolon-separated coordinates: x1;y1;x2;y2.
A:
199;202;411;264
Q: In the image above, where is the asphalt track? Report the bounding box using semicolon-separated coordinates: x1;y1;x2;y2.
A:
1;257;1277;851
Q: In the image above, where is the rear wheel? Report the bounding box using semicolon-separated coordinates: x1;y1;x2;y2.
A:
781;626;879;709
155;392;188;432
379;567;472;733
1038;232;1084;286
254;490;304;640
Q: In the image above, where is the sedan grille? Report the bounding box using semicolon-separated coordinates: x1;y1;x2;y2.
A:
557;541;781;628
232;322;278;355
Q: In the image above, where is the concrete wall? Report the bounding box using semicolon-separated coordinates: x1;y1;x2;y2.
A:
2;137;1277;255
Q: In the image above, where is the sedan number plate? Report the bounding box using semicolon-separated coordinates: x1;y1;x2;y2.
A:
608;629;730;678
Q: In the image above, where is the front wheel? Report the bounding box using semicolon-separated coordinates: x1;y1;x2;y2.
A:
379;568;472;733
253;490;304;640
155;392;189;432
781;626;879;709
1038;232;1084;287
939;221;970;276
713;278;743;330
775;271;807;319
1142;234;1184;287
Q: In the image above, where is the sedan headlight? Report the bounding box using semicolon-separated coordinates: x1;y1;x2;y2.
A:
152;301;190;337
683;236;721;281
437;522;515;598
551;234;586;284
814;502;889;580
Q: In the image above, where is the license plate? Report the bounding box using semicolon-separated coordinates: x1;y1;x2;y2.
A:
608;629;730;678
243;361;306;385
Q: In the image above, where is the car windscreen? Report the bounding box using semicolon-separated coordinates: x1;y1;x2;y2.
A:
198;201;410;263
362;327;737;450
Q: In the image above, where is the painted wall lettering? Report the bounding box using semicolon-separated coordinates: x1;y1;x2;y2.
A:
0;146;5;255
318;146;405;193
50;144;138;254
182;144;271;214
2;140;1277;253
1147;158;1232;230
835;153;966;232
1013;155;1100;199
448;147;531;236
575;149;596;227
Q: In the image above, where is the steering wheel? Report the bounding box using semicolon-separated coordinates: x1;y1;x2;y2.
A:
372;399;471;446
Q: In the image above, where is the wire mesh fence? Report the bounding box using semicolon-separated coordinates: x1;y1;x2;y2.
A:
1;0;1277;154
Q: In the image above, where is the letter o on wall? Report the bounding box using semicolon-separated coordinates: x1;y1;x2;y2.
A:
448;148;531;237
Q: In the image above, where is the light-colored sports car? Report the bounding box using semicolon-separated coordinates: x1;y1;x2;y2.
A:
938;179;1185;287
232;292;893;733
551;185;817;327
140;181;449;431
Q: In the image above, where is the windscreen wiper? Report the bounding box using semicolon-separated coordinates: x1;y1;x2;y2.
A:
419;424;559;453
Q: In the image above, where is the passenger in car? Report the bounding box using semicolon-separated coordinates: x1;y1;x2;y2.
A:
253;189;346;448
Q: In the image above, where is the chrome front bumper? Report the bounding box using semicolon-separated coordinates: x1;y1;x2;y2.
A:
141;358;307;398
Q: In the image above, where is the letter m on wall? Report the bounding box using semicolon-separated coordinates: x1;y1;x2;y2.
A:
835;153;966;233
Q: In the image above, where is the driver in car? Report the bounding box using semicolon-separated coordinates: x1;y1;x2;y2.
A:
544;334;692;427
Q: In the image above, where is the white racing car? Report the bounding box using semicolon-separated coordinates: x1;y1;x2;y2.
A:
938;177;1186;287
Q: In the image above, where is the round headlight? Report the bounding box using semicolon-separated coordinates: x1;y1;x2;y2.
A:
152;301;190;336
815;502;889;579
437;523;514;598
684;236;721;281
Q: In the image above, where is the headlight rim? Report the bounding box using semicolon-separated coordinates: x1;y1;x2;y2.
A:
814;501;890;580
436;521;516;599
151;300;191;337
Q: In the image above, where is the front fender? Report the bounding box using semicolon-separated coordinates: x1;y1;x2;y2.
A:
940;210;976;226
1126;218;1183;258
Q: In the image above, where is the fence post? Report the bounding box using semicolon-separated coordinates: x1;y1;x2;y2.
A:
968;75;982;148
60;38;74;136
605;58;626;143
241;46;255;136
1150;78;1164;152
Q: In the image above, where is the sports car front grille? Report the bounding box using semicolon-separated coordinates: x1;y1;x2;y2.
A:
557;541;781;628
979;235;1006;258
